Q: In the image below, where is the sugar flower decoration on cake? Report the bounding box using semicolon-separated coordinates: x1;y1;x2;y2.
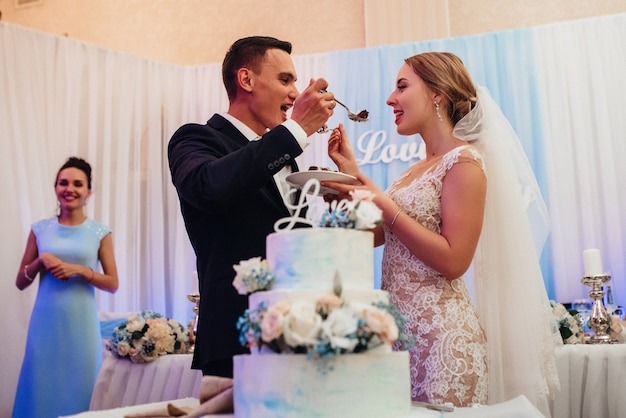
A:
319;189;383;230
107;311;191;363
550;301;582;344
237;280;413;358
232;256;275;295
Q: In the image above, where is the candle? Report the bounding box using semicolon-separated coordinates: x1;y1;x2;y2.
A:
583;248;604;276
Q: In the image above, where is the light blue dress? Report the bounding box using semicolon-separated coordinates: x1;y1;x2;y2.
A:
12;217;111;418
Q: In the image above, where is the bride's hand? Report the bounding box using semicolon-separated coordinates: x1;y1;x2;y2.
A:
328;123;359;176
321;172;384;203
322;191;351;204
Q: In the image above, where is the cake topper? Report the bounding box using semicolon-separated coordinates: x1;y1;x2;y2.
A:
273;178;382;233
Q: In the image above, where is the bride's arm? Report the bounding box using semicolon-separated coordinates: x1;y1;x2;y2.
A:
390;162;486;279
325;161;486;279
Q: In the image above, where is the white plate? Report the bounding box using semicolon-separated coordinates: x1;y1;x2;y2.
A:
286;170;360;195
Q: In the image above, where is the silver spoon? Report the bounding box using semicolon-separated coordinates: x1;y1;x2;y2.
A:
322;90;369;122
334;97;369;122
317;91;369;133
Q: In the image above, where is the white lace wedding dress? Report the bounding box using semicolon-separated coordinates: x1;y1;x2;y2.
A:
382;145;489;406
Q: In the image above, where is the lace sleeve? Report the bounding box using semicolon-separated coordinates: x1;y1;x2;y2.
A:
441;145;486;175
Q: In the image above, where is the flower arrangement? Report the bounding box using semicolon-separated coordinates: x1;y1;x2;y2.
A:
551;301;582;344
236;288;413;359
318;190;382;230
107;311;191;363
232;257;275;295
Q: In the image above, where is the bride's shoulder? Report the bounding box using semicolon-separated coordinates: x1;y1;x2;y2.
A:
451;144;481;158
444;145;485;172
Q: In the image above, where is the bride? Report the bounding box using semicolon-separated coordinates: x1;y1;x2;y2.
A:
323;51;561;416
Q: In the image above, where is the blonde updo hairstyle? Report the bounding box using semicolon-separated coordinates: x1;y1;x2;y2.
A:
404;52;477;125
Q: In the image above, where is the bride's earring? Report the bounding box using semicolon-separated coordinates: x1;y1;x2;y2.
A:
435;102;443;122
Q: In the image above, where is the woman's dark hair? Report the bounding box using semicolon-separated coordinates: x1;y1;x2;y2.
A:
222;36;292;101
55;157;92;189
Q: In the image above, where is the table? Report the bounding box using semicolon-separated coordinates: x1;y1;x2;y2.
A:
68;395;541;417
89;344;626;416
551;344;626;418
89;354;202;410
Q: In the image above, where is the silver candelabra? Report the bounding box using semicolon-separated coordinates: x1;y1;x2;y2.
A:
187;293;200;352
580;274;618;344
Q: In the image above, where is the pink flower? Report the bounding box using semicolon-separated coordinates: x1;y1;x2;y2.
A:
116;341;131;357
261;301;291;343
316;293;342;315
361;306;399;344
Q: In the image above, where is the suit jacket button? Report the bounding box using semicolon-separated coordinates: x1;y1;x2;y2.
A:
268;163;274;170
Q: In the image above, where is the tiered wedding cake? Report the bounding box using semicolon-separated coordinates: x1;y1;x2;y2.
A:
231;180;411;418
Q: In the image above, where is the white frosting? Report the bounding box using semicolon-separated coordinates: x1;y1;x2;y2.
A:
234;180;410;416
249;288;389;308
266;228;374;290
233;352;411;418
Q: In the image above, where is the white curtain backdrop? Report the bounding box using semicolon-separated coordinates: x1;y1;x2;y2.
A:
1;12;625;415
534;15;626;305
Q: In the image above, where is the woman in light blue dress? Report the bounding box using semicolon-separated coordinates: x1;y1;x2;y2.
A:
12;157;119;418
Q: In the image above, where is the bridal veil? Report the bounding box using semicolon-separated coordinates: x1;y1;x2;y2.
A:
454;86;562;417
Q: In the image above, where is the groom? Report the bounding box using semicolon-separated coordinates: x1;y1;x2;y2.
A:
168;36;335;378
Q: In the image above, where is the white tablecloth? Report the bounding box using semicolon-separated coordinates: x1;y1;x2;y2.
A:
89;344;626;417
551;344;626;418
89;354;202;410
67;395;541;418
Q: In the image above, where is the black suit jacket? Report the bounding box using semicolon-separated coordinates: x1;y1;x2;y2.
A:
168;114;304;371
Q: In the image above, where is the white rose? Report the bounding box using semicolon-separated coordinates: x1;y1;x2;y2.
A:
351;200;382;230
552;302;568;319
125;315;147;333
232;257;272;294
283;301;323;347
321;308;359;351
